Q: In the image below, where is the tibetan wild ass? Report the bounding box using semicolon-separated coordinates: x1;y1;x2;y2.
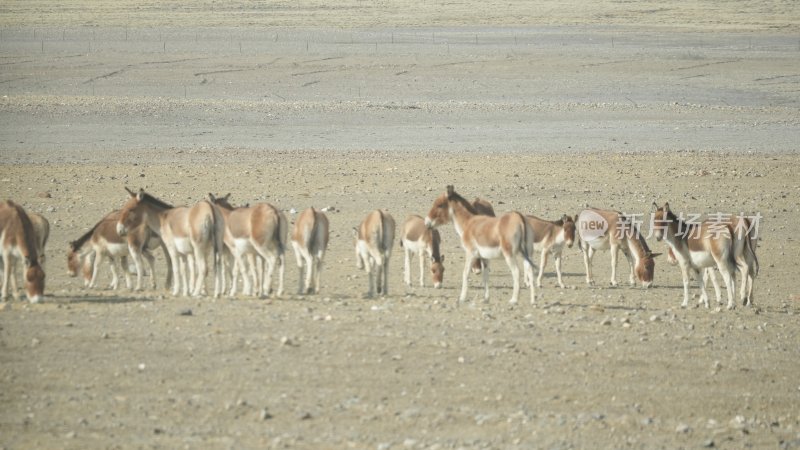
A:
577;207;660;288
652;203;756;309
68;210;169;291
118;188;223;297
525;214;576;288
354;210;395;298
209;194;287;298
426;186;535;304
400;214;445;288
291;207;329;295
0;200;45;302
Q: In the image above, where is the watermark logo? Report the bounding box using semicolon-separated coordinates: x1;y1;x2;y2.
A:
578;210;609;243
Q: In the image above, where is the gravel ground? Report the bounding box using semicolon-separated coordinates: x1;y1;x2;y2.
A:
1;3;799;449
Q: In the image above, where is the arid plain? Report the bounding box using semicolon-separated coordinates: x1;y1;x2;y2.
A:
1;2;799;449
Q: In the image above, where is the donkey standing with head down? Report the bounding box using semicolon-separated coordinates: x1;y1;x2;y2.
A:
577;207;660;289
0;200;45;303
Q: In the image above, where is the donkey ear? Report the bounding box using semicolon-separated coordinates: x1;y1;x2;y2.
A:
125;187;136;197
137;189;145;201
446;185;455;196
208;193;216;201
663;202;670;212
352;227;358;238
224;193;231;200
649;252;663;258
651;201;659;211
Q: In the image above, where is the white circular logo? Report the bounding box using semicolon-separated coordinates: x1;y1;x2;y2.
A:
578;210;609;244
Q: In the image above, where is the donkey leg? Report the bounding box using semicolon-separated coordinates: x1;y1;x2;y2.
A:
276;253;285;297
418;250;426;288
505;254;520;305
609;244;619;287
555;253;566;288
696;268;709;308
403;248;412;287
313;255;324;294
365;257;375;298
737;259;749;306
582;245;595;287
536;251;548;289
459;256;472;303
292;243;305;294
1;254;11;300
679;262;691;308
523;258;536;304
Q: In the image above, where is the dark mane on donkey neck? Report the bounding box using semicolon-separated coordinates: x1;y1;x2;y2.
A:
140;191;174;209
445;186;479;215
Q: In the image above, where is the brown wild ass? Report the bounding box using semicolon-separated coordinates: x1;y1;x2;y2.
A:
28;212;49;263
577;208;660;288
291;207;329;295
525;214;576;288
354;210;396;298
209;194;287;298
118;189;223;297
426;186;535;304
68;210;169;291
400;214;444;288
652;203;755;309
0;211;48;278
664;214;759;308
0;200;45;302
424;193;495;275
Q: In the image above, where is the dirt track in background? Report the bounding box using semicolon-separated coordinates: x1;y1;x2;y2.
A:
1;2;800;449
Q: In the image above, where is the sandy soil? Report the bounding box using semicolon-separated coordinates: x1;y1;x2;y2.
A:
1;2;800;449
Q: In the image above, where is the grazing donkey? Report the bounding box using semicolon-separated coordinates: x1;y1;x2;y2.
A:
426;186;535;304
0;200;45;302
400;214;444;289
577;207;660;288
354;210;396;298
291;207;329;295
68;210;169;291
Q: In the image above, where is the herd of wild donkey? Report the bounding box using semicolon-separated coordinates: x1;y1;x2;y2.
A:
1;185;758;310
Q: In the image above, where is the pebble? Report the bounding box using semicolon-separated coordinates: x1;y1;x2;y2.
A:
649;314;660;322
601;317;612;326
260;408;273;420
179;309;193;316
676;423;692;433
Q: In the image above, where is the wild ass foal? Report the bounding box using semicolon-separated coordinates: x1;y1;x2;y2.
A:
0;200;45;302
525;214;576;288
426;186;535;304
118;189;222;297
209;194;287;298
291;207;329;295
354;210;396;298
652;203;755;309
577;208;660;288
400;214;444;288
